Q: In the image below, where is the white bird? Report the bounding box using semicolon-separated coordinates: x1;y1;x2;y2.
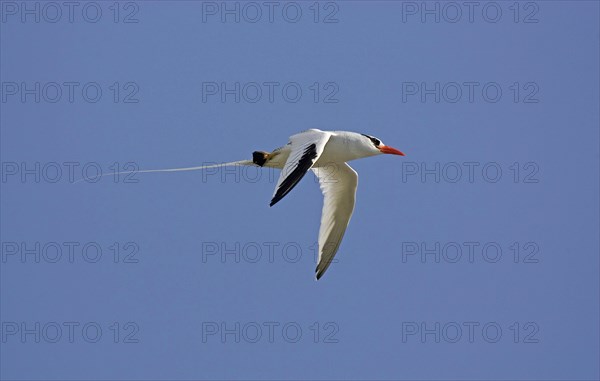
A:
249;129;405;279
87;129;405;279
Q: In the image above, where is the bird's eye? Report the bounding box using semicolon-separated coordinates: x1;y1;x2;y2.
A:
361;134;381;147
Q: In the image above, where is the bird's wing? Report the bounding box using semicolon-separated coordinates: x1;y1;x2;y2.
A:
312;162;358;280
270;129;332;206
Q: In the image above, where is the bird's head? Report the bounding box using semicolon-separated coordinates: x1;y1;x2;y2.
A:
361;134;405;156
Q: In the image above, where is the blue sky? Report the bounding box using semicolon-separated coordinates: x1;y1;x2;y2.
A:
1;1;599;380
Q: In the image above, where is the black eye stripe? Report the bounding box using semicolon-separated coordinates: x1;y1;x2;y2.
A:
361;134;381;147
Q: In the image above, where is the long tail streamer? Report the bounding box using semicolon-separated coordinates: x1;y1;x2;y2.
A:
74;160;256;183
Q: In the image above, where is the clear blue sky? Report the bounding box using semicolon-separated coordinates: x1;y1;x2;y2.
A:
1;1;599;380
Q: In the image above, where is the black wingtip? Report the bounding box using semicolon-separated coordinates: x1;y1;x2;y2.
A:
268;143;317;208
315;266;323;280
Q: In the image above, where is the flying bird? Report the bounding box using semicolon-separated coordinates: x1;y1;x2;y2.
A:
87;129;405;279
250;129;405;279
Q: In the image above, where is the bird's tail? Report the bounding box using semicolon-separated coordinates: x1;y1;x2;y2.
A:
252;151;270;167
73;160;256;183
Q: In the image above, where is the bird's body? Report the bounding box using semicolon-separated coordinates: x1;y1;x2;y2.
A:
250;129;404;279
91;129;404;279
259;130;382;169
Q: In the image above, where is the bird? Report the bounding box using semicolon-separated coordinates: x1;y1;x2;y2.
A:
250;129;405;279
84;129;405;279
